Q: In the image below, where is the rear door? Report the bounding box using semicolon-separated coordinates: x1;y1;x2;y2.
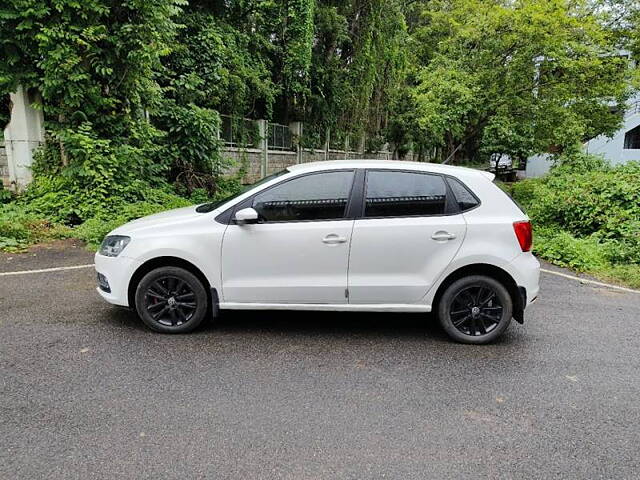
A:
347;170;467;304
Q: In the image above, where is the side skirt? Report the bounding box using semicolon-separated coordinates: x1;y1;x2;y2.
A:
218;303;431;313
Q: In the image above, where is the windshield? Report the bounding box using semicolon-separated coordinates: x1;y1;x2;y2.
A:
195;169;289;213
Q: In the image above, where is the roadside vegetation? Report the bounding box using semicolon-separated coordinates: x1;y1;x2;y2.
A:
508;155;640;288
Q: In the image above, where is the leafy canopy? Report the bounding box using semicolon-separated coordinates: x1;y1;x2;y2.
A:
407;0;631;162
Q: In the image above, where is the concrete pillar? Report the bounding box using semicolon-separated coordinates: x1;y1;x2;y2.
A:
3;86;44;191
258;119;268;178
289;121;302;164
324;128;330;162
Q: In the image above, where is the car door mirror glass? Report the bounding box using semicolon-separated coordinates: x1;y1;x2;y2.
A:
234;207;259;225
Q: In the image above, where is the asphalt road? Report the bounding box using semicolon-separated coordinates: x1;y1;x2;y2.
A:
1;242;639;479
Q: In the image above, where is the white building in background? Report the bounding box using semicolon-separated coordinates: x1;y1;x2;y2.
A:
585;97;640;164
526;94;640;178
526;48;640;178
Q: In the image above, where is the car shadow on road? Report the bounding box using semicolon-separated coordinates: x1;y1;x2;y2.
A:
99;305;448;340
100;305;525;346
216;309;448;340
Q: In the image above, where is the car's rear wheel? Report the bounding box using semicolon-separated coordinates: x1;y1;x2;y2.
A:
438;275;512;344
135;266;208;333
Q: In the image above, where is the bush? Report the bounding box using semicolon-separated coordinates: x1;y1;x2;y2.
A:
510;155;640;286
75;194;191;248
1;170;245;252
532;226;610;271
551;151;611;174
23;123;169;225
0;203;72;252
512;160;640;258
0;186;13;204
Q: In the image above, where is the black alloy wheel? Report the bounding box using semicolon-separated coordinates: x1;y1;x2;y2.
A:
144;276;197;327
135;266;209;333
449;285;503;336
438;275;513;344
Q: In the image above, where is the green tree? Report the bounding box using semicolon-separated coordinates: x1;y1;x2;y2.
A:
408;0;631;163
305;1;408;149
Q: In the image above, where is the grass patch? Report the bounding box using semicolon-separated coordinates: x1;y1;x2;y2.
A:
533;226;640;289
0;203;73;252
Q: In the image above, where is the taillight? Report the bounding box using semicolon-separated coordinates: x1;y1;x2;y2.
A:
513;221;533;252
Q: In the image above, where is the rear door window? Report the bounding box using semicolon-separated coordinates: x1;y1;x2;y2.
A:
364;171;448;218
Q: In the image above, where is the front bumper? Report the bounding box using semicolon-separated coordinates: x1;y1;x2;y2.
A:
94;253;142;307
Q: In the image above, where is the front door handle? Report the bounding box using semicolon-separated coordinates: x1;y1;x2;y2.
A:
431;231;457;241
322;234;347;245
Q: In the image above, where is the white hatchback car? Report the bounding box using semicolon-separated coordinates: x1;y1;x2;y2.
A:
96;160;539;344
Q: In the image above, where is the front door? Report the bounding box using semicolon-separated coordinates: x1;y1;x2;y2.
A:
222;170;355;304
348;170;467;304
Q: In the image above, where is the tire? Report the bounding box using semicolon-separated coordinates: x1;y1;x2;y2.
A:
438;275;513;344
134;266;209;333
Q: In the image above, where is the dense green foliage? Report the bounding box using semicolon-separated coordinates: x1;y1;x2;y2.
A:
0;0;182;137
509;157;640;287
402;0;633;163
1;0;635;169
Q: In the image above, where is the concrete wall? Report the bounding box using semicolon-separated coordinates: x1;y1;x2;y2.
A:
525;153;555;178
0;88;411;188
225;147;397;183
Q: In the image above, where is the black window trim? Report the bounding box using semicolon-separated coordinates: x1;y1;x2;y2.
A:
357;168;479;220
216;167;482;224
217;168;359;225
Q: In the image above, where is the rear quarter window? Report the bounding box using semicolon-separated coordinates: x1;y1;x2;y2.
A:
446;177;480;212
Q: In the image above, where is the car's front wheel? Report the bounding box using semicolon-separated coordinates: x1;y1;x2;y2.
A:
134;266;209;333
438;275;513;344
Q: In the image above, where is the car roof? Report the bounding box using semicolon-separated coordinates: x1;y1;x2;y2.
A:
287;159;495;181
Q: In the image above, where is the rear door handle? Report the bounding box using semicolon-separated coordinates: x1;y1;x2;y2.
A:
431;231;457;241
322;234;347;245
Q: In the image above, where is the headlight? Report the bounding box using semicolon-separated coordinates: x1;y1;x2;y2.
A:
99;235;131;257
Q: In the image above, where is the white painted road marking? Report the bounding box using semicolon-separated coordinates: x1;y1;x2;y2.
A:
0;264;95;277
0;263;638;295
540;268;640;294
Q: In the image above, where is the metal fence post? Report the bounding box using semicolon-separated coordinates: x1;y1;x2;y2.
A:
258;119;268;178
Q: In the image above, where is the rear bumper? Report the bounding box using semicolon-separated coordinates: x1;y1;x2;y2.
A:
504;252;540;323
94;253;142;307
506;252;540;309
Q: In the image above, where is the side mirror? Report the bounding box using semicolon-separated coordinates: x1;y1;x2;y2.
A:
234;207;259;225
